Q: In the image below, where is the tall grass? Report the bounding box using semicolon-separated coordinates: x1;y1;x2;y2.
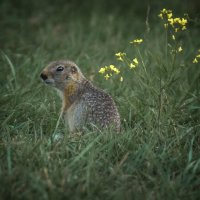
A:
0;0;200;199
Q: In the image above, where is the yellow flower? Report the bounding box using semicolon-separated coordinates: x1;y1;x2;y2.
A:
167;13;172;19
175;28;179;32
171;18;187;29
115;52;126;57
172;35;175;40
120;76;123;82
129;63;136;69
196;54;200;58
109;65;115;71
114;69;120;74
161;8;167;14
159;9;187;32
115;52;126;61
104;74;110;80
109;65;120;74
168;18;174;25
160;9;172;15
115;53;121;57
99;67;106;74
130;39;143;45
173;18;181;23
178;46;183;52
164;23;168;28
158;13;163;19
116;70;120;74
182;26;186;30
133;58;139;65
118;57;123;61
180;18;187;26
193;58;198;63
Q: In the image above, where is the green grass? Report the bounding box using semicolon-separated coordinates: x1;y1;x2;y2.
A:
0;0;200;199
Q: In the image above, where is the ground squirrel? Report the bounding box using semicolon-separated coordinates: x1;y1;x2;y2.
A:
40;60;120;133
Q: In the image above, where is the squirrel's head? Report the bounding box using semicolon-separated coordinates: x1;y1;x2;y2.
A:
40;60;85;91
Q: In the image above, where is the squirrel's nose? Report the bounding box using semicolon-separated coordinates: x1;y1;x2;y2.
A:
40;73;48;80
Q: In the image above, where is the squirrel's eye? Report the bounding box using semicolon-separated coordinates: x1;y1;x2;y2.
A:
56;66;64;72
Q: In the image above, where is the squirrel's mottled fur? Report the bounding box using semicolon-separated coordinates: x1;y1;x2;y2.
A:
40;60;120;133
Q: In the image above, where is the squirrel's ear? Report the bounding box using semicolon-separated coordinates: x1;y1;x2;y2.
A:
71;66;77;74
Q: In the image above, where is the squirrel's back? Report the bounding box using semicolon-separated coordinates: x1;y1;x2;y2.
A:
81;81;120;131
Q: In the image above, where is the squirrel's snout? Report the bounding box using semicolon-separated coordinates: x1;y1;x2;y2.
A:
40;73;48;81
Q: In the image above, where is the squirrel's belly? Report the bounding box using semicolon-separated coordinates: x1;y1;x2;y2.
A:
63;101;87;133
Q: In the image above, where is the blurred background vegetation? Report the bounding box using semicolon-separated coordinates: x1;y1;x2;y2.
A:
0;0;200;199
1;0;200;58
